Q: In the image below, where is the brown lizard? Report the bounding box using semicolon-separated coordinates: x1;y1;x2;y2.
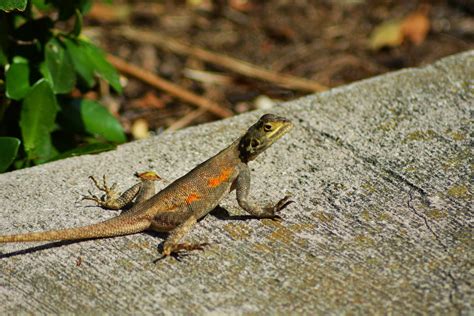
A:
0;114;293;257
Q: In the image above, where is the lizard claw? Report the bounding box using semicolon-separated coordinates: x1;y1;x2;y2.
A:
153;251;191;263
82;190;102;205
84;175;120;207
160;242;210;261
264;195;294;220
275;195;294;211
89;175;113;193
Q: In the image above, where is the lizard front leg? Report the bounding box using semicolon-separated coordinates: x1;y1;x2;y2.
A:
235;163;293;219
83;171;160;210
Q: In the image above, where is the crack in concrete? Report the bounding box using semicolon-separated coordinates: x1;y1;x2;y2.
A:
309;125;464;309
406;190;464;312
406;190;447;251
290;114;471;310
317;130;428;196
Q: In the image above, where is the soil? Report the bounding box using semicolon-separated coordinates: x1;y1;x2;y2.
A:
84;0;473;134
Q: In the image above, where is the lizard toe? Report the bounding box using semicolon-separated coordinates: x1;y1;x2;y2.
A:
275;195;294;211
262;195;294;219
162;242;210;258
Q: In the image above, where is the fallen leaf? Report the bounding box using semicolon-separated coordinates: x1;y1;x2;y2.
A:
369;6;430;50
369;20;404;50
401;6;430;45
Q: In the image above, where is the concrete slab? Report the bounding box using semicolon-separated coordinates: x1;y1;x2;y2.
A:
0;51;472;314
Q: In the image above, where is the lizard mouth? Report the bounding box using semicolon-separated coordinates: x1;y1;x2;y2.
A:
270;119;293;141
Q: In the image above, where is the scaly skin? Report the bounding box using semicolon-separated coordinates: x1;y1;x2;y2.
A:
0;114;293;257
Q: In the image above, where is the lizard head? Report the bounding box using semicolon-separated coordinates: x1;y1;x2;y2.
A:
239;113;293;162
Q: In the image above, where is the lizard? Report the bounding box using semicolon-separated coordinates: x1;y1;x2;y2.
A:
0;114;294;257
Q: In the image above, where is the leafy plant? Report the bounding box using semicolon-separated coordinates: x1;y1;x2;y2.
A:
0;0;125;172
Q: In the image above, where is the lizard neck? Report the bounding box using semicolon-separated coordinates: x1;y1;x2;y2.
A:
237;136;255;163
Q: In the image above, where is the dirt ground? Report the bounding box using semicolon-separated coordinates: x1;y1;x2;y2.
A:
84;0;473;135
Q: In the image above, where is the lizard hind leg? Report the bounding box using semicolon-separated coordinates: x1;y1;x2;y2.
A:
160;215;209;259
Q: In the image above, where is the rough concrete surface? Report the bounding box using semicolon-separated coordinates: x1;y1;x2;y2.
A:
0;51;472;315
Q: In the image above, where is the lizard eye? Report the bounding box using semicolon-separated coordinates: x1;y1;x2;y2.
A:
263;124;272;132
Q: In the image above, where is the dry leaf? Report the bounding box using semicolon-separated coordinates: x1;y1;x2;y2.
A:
369;6;430;50
369;20;404;50
401;7;430;45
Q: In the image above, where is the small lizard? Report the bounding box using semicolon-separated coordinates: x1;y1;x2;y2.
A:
0;114;293;257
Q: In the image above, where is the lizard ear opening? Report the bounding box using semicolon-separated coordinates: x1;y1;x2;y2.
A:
239;135;258;162
244;137;261;154
251;138;260;148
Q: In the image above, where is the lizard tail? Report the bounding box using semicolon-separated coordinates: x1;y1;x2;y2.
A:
0;217;151;243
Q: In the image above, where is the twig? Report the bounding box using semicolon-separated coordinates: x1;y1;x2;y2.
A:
167;108;207;131
114;27;329;92
107;54;233;119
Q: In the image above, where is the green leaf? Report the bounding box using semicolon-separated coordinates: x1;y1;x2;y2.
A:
61;99;126;143
31;0;53;11
0;137;20;172
47;142;116;162
63;38;122;92
62;37;95;88
82;40;122;93
47;0;92;20
80;100;126;142
5;56;31;100
71;9;83;37
43;38;76;94
0;14;8;65
0;0;27;11
20;79;59;163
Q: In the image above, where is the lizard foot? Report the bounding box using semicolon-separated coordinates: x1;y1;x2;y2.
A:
263;195;294;220
82;175;119;207
161;242;210;261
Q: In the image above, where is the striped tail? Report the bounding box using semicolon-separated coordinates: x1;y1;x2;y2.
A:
0;217;151;243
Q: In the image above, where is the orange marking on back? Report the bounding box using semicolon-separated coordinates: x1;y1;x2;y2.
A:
208;167;234;188
186;193;201;204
